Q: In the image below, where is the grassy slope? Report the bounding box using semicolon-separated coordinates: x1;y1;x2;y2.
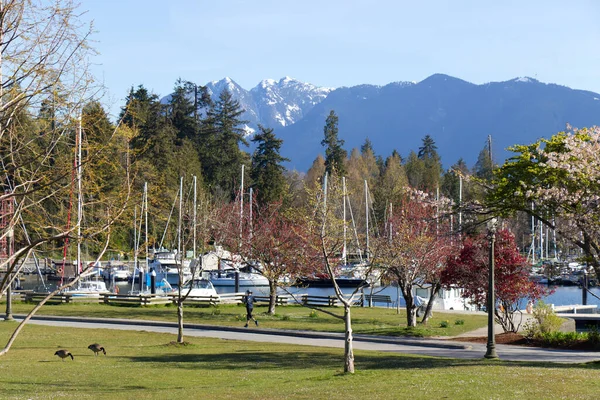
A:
6;301;486;337
1;322;600;399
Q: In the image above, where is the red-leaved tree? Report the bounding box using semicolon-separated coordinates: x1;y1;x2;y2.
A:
443;229;549;332
212;197;305;315
373;192;453;327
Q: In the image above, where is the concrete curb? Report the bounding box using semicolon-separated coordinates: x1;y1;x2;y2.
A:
15;314;470;350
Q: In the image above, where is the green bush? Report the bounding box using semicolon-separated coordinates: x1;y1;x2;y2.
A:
309;310;319;319
538;331;583;348
586;325;600;347
454;319;465;325
439;320;449;328
281;315;291;321
531;301;564;335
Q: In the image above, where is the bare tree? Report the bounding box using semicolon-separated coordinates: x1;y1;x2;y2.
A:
299;173;377;374
0;1;134;356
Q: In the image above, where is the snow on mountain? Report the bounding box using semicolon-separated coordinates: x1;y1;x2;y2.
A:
250;76;333;128
161;76;333;136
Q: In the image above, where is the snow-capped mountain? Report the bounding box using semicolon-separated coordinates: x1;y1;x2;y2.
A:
250;76;333;128
203;76;333;135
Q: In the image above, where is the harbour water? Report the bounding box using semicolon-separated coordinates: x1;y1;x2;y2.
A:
16;274;600;310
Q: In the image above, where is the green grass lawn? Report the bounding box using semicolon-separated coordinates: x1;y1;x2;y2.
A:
5;300;486;337
1;321;600;399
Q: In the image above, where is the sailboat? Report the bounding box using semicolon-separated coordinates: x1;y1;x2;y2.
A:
62;113;110;297
293;174;370;289
206;166;269;289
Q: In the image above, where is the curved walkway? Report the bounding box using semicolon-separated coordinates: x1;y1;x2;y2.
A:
13;314;600;364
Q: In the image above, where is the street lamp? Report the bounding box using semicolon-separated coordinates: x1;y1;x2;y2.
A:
4;227;14;321
485;217;498;359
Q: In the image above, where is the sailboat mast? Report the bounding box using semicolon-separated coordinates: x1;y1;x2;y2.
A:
240;165;244;249
458;174;463;231
322;172;328;238
178;176;183;263
249;187;253;244
144;182;149;288
132;206;138;293
364;180;369;262
76;113;83;276
342;177;347;265
193;176;197;259
389;202;393;242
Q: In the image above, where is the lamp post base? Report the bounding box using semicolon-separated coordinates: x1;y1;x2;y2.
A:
484;346;498;359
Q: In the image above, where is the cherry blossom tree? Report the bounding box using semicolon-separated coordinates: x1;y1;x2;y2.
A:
373;191;453;327
443;229;548;332
212;196;305;315
487;126;600;277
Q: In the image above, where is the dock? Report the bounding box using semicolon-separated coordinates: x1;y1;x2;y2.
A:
553;304;600;331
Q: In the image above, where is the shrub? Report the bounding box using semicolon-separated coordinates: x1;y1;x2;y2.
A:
586;325;600;347
440;320;449;328
523;320;538;340
454;319;465;325
538;331;583;348
309;310;319;319
281;315;291;321
532;301;563;335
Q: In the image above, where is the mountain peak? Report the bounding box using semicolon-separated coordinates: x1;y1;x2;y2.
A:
512;76;538;84
279;76;296;84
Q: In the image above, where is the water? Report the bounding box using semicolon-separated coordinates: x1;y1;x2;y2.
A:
17;274;600;310
218;284;600;310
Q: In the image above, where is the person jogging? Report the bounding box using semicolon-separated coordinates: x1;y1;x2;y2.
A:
243;290;258;327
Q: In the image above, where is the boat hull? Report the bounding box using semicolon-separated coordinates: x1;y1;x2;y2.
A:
293;277;368;288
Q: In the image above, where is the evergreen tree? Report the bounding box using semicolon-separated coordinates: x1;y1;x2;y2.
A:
321;110;347;176
418;134;438;159
360;138;374;156
441;158;469;204
473;141;494;181
404;150;425;189
251;125;289;205
203;89;249;197
416;135;442;193
120;85;162;153
305;154;326;191
374;152;408;221
168;79;198;142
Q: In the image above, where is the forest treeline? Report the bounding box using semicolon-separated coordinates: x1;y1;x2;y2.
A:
87;79;498;256
3;76;507;259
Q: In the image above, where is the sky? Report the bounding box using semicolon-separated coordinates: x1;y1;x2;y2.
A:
79;0;600;119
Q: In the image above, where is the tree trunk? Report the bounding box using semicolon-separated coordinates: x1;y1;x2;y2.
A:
343;304;355;373
400;282;417;327
421;282;441;324
177;302;184;343
268;279;277;315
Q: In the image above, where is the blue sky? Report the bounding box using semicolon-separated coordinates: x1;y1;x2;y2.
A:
81;0;600;118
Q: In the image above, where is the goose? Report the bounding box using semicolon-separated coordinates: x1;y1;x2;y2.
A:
54;349;73;361
87;343;106;356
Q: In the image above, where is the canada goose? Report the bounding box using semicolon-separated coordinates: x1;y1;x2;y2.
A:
54;349;74;361
87;343;106;356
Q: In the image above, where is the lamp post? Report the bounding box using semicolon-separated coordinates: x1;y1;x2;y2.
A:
4;227;14;321
485;218;498;359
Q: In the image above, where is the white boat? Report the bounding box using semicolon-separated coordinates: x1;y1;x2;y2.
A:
180;278;219;297
414;285;476;311
64;280;110;298
148;251;192;286
128;278;175;295
103;264;132;281
207;269;269;287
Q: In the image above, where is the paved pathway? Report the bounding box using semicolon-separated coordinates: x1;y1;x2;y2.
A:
14;314;600;364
